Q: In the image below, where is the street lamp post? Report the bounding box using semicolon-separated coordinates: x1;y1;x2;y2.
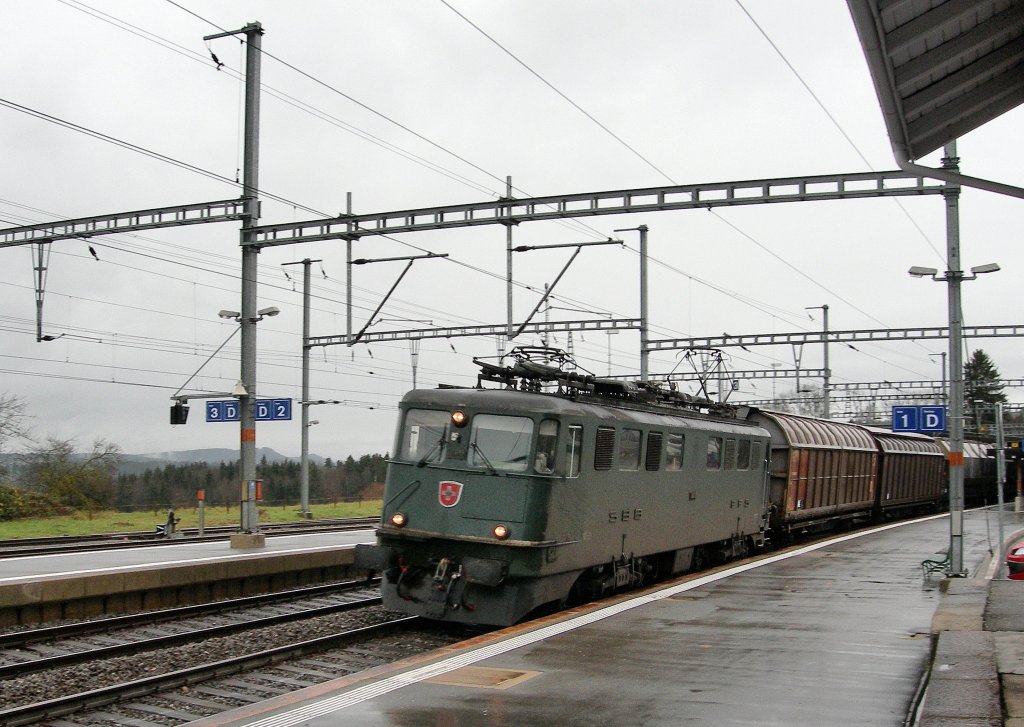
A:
908;145;1000;577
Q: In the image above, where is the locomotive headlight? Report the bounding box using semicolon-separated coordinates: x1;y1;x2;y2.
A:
493;524;510;540
390;512;408;528
451;410;468;427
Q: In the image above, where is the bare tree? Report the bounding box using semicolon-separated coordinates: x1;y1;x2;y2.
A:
0;393;30;453
20;438;121;518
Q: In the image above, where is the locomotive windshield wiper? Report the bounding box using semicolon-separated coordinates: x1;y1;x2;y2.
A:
416;427;447;467
470;440;498;475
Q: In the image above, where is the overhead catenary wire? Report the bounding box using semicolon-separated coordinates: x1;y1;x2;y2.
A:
11;2;900;351
58;0;501;200
2;5;966;403
733;0;945;265
436;0;936;371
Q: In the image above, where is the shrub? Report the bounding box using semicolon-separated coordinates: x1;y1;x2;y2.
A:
0;485;72;521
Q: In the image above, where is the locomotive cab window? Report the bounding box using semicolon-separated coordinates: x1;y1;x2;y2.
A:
706;437;722;470
665;432;684;471
535;419;558;474
619;429;642;471
400;409;450;464
469;414;533;472
566;425;583;478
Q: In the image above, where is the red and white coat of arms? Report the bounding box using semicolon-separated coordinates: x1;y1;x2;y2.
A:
438;480;464;508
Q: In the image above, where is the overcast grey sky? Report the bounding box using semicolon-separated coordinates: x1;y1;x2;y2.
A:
0;1;1021;458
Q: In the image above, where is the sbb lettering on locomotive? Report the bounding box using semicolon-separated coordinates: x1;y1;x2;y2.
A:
608;508;643;523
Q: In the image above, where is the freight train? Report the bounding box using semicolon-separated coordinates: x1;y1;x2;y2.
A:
355;347;990;627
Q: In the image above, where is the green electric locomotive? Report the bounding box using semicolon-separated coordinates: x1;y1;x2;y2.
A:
355;348;771;626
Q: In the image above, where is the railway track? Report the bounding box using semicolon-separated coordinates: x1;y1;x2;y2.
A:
0;579;466;726
0;516;379;558
0;580;382;678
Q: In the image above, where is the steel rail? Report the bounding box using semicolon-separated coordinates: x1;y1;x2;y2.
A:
0;591;383;679
0;578;379;650
0;616;421;727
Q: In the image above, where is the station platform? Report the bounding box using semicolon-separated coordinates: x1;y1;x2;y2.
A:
0;529;375;625
173;508;1023;727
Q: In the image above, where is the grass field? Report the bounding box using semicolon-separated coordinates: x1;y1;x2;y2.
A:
0;501;383;539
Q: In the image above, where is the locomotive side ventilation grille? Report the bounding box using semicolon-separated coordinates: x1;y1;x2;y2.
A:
645;432;663;471
595;427;616;470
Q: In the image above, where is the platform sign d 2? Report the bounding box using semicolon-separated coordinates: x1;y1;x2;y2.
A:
892;405;946;433
255;398;292;421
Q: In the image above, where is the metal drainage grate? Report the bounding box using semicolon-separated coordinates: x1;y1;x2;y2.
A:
425;666;541;690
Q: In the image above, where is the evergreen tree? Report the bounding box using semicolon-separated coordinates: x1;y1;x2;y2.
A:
964;349;1006;434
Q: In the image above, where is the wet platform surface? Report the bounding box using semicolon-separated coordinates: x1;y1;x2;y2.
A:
0;530;378;624
186;509;1023;727
0;530;375;585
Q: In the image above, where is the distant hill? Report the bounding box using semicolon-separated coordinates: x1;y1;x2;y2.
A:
117;448;325;476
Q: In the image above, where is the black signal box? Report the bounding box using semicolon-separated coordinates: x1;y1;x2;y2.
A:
170;403;189;425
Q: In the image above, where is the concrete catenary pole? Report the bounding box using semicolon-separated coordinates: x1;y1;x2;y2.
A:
300;258;313;518
239;22;263;540
943;141;966;577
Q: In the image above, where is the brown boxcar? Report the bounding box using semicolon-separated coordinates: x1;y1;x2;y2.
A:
864;427;944;515
935;438;996;505
749;409;878;533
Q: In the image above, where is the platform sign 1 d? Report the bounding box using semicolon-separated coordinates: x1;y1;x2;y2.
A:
892;405;946;433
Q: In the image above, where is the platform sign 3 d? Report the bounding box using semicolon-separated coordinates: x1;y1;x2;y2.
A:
892;405;946;433
206;399;292;422
206;400;240;422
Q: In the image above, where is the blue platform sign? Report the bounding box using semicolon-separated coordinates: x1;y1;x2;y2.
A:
206;398;292;422
273;398;292;421
206;400;240;422
892;405;946;433
255;398;293;421
892;406;919;432
920;406;946;432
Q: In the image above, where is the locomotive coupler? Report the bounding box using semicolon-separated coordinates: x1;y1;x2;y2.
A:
423;558;466;617
433;557;452;584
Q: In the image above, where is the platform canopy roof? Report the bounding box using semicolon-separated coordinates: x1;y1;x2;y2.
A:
847;0;1024;163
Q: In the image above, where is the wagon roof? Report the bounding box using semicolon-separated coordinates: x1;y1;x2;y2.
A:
935;439;993;459
870;435;943;455
861;425;943;455
751;409;877;450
